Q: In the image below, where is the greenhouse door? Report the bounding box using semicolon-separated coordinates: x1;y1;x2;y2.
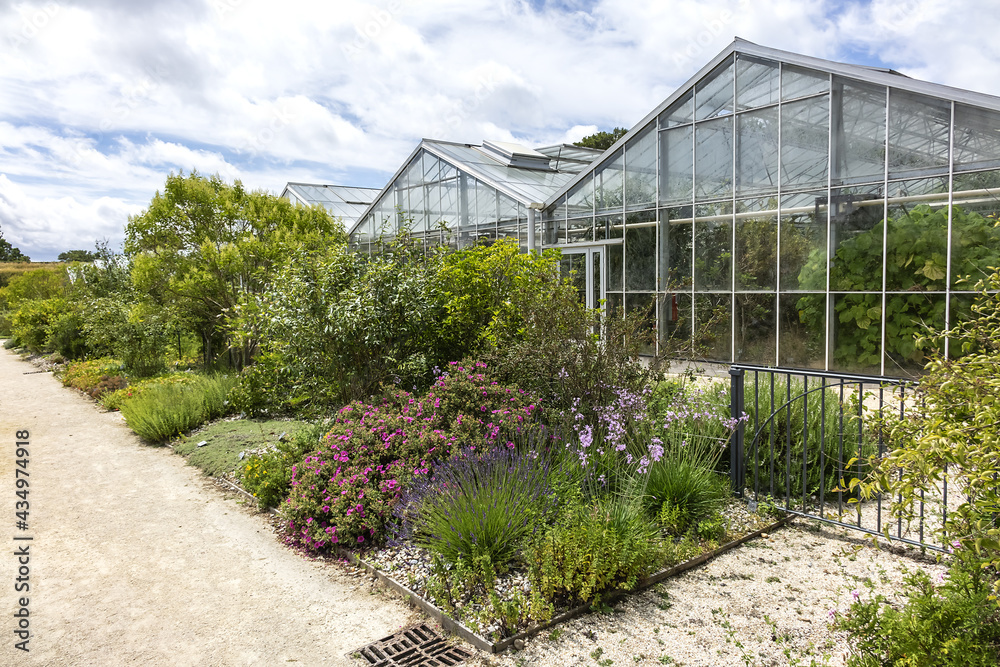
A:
560;248;604;312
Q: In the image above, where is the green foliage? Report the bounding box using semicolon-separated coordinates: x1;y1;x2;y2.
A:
397;448;557;570
283;364;538;549
0;266;67;309
0;229;29;262
238;421;328;508
118;374;236;443
10;297;66;353
647;461;729;536
836;553;1000;667
60;358;124;395
82;297;168;377
126;171;342;367
797;204;1000;369
47;310;88;359
856;268;1000;577
744;376;876;500
526;493;668;606
573;127;628;151
230;238;440;414
58;249;98;262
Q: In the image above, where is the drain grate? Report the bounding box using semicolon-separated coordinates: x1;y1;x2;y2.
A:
350;623;472;667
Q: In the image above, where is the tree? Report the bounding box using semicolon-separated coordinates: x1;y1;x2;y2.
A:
125;171;343;367
0;227;30;262
573;127;628;151
58;250;98;262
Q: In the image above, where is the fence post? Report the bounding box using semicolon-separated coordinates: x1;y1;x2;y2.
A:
729;366;745;496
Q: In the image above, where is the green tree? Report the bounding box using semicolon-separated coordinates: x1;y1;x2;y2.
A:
125;171;343;367
58;249;98;262
573;127;628;151
0;227;30;262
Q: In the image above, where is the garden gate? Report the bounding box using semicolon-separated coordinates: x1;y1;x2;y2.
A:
728;365;948;553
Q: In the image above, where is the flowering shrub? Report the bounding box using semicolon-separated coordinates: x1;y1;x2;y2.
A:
59;358;124;397
284;362;538;550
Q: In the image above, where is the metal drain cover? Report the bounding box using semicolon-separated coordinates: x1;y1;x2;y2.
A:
350;623;472;666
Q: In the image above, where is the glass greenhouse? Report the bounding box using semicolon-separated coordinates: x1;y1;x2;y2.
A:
348;39;1000;377
281;183;381;226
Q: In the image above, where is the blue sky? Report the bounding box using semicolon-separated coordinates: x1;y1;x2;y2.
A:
1;0;999;260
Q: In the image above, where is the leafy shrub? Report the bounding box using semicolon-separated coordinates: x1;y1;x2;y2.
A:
395;448;558;570
526;493;667;607
47;310;88;359
11;297;66;353
82;297;168;378
60;358;124;395
239;420;331;508
118;374;236;443
283;364;537;550
835;552;1000;667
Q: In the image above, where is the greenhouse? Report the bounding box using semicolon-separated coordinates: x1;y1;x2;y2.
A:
349;39;1000;377
280;183;380;226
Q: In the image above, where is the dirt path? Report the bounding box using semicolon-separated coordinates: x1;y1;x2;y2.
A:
0;348;418;666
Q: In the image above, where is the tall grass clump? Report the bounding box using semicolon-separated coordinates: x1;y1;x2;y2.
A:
119;374;236;443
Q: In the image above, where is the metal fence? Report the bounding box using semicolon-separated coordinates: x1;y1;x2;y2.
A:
729;365;948;553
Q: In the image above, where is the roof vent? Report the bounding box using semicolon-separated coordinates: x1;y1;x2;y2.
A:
481;140;553;170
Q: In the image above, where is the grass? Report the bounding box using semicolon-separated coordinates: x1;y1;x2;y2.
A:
118;373;236;443
174;418;309;478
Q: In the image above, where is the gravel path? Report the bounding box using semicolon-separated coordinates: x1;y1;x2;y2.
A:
0;347;419;666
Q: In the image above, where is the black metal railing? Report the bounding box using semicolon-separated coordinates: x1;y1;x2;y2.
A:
729;365;946;553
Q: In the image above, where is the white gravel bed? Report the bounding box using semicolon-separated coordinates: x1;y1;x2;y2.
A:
457;518;945;667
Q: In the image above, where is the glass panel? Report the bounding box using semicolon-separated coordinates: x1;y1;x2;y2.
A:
884;293;945;377
517;206;528;249
592;250;602;312
735;293;776;364
568;217;593;243
781;95;829;189
832;79;887;185
476;181;496;239
567;173;595;218
954;104;1000;171
595;151;624;215
497;192;519;240
596;214;623;241
735;202;777;291
608;244;623;291
458;173;473;244
660;89;693;128
828;186;885;291
409;179;426;233
950;173;1000;289
546;196;567;245
781;64;828;101
659;206;693;290
626;293;657;355
736;54;778;111
625;125;657;210
439;176;459;230
884;178;949;291
888;90;950;179
425;181;442;233
831;293;882;373
737;107;779;195
625;222;656;291
695;293;731;361
694;218;732;291
659;125;693;205
422;152;440;184
660;291;691;354
695;57;734;121
606;292;624;319
780;191;828;291
780;293;825;369
695;116;734;201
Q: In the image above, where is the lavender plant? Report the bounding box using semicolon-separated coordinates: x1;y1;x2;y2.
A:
395;447;559;570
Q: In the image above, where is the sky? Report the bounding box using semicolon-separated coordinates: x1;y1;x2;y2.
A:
1;0;999;261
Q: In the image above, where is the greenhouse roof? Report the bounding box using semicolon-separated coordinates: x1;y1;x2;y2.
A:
346;140;603;235
281;182;381;224
545;37;1000;206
